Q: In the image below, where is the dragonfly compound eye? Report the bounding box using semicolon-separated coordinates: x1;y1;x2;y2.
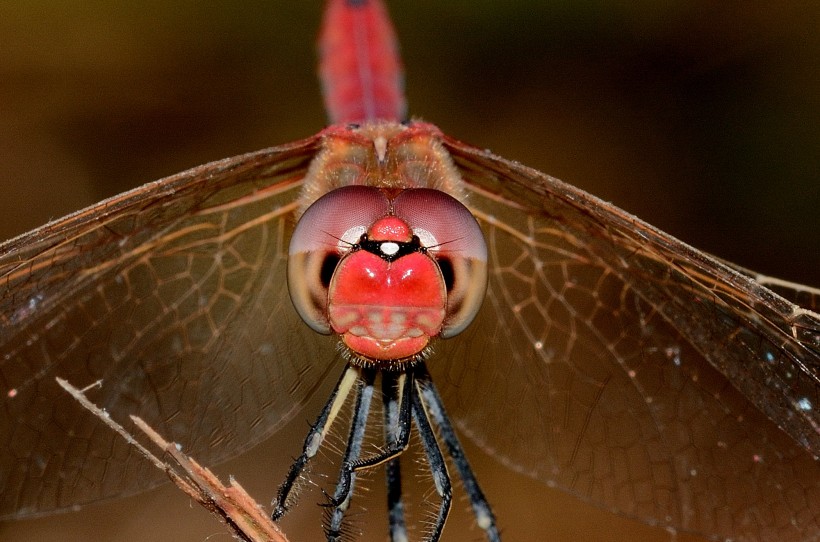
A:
288;186;391;335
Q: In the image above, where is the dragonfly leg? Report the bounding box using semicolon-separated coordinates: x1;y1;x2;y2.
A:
411;378;452;542
330;368;414;507
415;364;501;542
382;371;408;542
272;365;361;520
324;368;377;540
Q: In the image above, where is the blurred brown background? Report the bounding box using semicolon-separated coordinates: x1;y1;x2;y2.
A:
0;1;817;541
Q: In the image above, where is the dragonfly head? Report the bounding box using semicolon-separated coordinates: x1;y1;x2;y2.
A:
288;185;488;367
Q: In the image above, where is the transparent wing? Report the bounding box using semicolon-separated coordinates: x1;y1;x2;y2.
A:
433;137;820;542
0;136;341;519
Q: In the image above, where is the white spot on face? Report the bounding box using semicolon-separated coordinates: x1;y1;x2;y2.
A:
413;227;437;250
390;311;406;326
628;370;636;378
366;310;384;329
689;469;697;477
796;397;812;411
380;241;399;256
340;225;366;248
534;341;543;350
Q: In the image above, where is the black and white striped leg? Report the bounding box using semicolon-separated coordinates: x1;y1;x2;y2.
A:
329;369;414;507
273;366;361;520
415;364;501;542
382;372;408;542
411;379;452;542
325;368;377;540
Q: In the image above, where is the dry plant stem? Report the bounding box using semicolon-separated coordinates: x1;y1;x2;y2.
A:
56;378;290;542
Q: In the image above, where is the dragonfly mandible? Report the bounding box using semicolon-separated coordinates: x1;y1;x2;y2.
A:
0;2;818;542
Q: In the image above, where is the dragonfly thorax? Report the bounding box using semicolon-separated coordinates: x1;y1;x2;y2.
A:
296;121;469;216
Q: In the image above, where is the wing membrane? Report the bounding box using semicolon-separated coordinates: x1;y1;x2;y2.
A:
0;136;342;518
434;137;820;541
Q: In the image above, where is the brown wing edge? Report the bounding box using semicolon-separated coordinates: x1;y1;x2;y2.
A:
0;134;322;272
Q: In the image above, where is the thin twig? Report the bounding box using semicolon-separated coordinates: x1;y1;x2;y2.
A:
57;378;290;542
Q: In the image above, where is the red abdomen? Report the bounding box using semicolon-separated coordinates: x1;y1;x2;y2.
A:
319;0;406;124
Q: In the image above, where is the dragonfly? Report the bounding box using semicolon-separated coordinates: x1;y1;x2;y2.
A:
1;1;818;541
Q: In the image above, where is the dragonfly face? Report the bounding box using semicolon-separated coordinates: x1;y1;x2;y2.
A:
1;1;820;542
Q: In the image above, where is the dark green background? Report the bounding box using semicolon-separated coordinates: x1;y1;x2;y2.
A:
0;2;817;541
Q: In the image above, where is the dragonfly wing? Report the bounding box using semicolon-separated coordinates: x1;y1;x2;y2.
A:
0;136;341;518
712;256;820;316
433;137;820;542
